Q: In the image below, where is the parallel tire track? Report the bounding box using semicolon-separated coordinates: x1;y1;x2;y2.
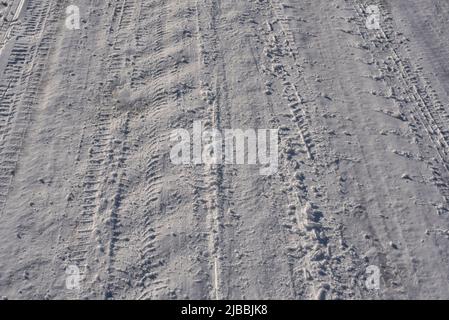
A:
0;0;57;214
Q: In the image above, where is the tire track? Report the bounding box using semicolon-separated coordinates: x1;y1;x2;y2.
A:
0;0;57;215
67;0;140;298
200;1;226;300
128;0;193;300
0;0;25;52
350;0;449;213
132;0;192;300
135;0;228;300
252;0;365;299
333;0;449;297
